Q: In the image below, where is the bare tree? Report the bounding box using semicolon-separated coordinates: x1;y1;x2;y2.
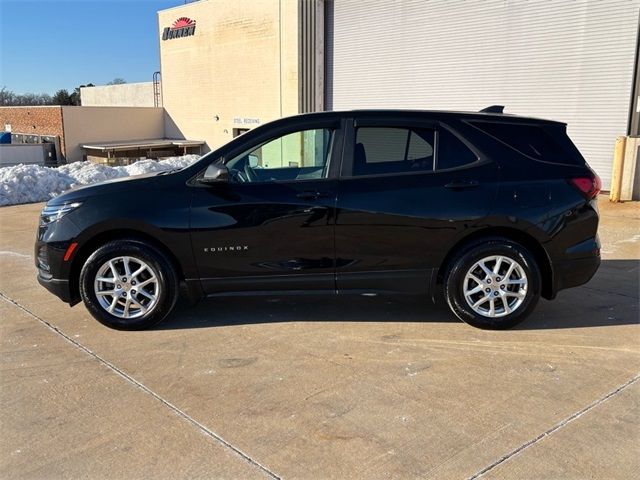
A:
0;87;14;106
0;87;53;106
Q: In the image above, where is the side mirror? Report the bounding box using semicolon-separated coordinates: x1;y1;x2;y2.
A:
248;154;259;168
200;164;229;184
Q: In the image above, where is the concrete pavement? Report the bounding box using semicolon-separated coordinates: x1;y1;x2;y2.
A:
0;198;638;479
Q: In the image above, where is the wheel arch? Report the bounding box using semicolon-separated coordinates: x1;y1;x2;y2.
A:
68;229;186;304
436;227;554;299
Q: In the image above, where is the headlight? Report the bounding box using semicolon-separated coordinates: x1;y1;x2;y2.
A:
40;202;83;225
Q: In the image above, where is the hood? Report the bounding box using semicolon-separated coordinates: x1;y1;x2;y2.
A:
48;171;163;206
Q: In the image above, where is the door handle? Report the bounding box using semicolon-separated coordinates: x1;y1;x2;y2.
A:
296;191;330;200
303;206;327;213
444;180;479;190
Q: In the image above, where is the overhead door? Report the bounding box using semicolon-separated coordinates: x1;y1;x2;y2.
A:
326;0;640;189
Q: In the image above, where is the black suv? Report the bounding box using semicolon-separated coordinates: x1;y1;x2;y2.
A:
35;109;601;330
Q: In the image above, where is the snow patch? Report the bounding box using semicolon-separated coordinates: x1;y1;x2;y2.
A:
0;155;201;207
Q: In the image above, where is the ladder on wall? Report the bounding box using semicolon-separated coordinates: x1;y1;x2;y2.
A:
153;71;161;108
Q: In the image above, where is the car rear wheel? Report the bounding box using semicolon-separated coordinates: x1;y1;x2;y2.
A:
444;238;541;329
79;240;178;330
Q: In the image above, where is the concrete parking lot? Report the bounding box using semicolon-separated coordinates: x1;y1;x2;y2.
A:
0;198;638;479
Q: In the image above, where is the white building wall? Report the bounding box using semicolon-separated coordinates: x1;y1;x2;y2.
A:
80;82;159;107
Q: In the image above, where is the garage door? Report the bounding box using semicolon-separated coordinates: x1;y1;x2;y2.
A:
326;0;639;189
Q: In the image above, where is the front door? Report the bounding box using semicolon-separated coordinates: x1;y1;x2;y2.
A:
190;123;342;294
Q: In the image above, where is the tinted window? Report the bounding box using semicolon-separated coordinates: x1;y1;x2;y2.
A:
471;121;584;165
226;129;332;183
354;127;434;176
437;128;478;170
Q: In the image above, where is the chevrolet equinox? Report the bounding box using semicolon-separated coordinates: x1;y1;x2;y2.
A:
35;108;601;330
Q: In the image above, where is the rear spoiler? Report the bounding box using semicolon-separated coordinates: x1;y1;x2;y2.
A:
479;105;504;114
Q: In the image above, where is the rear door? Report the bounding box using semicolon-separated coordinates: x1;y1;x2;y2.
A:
334;115;500;294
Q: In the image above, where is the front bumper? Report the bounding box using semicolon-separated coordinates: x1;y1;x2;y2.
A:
34;209;83;305
37;273;77;305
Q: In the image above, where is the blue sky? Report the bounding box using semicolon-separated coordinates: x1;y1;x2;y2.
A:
0;0;182;94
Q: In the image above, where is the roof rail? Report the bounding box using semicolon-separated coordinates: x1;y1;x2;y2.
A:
479;105;504;114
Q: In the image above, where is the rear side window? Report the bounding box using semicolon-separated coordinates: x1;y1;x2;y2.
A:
437;128;479;170
354;127;435;176
471;121;584;165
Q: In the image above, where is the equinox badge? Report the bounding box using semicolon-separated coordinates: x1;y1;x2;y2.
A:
204;246;249;253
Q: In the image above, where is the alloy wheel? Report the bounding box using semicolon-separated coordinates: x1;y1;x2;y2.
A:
462;255;528;318
93;256;160;319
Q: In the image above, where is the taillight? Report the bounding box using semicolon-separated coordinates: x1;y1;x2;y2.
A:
568;174;601;199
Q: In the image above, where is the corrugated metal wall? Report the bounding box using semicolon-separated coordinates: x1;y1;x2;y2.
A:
299;0;325;113
326;0;640;188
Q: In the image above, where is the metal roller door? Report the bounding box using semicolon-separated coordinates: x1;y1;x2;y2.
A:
326;0;640;189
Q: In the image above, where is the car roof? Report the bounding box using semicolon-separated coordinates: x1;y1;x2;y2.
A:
284;109;565;126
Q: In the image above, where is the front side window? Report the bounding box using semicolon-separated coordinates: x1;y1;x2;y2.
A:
226;128;333;183
353;127;435;176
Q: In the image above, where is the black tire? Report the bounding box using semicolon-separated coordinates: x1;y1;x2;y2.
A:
79;240;179;330
444;237;541;329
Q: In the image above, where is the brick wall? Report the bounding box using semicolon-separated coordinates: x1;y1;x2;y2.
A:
0;107;65;159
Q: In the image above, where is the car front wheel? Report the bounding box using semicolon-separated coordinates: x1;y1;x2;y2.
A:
79;240;179;330
444;238;541;329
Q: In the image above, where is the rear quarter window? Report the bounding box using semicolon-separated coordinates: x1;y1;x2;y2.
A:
470;121;585;166
437;128;479;170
